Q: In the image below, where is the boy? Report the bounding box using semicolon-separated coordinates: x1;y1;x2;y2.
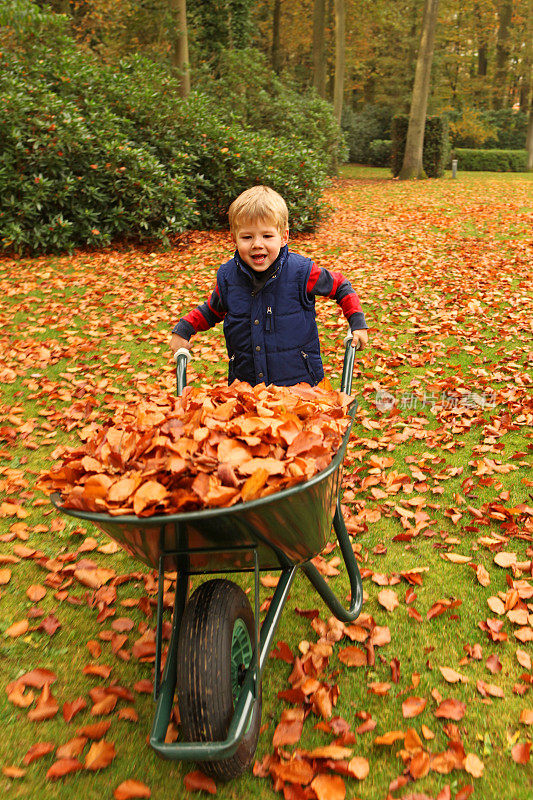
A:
170;185;368;387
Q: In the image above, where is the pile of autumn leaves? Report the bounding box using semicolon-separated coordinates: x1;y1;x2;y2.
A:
39;380;352;516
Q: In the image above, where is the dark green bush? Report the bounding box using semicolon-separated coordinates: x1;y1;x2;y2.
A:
453;148;528;172
368;140;392;168
195;49;345;172
341;105;393;164
0;0;331;254
391;115;450;178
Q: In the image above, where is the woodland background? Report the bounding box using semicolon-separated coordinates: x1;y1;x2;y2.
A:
1;0;532;253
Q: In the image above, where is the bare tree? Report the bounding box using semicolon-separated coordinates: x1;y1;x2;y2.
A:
493;0;513;109
399;0;439;180
527;0;533;169
333;0;345;124
169;0;190;98
312;0;327;97
272;0;282;73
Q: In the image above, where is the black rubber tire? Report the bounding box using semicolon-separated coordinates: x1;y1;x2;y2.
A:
176;579;262;780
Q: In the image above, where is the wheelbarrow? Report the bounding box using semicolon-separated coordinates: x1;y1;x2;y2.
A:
52;334;364;780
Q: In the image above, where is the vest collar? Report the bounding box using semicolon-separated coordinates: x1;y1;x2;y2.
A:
234;245;289;292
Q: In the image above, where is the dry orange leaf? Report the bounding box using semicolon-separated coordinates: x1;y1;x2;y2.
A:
374;730;405;745
439;666;468;684
0;569;11;585
511;742;531;764
519;709;533;725
23;741;55;765
346;756;369;780
464;753;484;778
338;645;367;667
402;696;427;718
272;708;304;748
26;584;47;602
377;588;399;612
46;758;84;780
311;774;345;800
84;739;116;770
183;769;217;794
56;737;88;759
114;779;152;800
5;619;29;638
434;698;466;721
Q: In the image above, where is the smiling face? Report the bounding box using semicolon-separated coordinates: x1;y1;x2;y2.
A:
233;219;289;272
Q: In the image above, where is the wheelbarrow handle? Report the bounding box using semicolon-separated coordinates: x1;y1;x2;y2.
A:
341;331;359;395
174;348;192;396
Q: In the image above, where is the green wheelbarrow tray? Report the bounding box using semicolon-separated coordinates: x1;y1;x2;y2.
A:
50;336;364;767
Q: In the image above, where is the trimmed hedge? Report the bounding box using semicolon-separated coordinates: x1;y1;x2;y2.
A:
391;115;450;178
453;148;528;172
368;139;392;168
341;105;393;164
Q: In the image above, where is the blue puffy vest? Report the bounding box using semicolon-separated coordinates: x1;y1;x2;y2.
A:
217;246;324;387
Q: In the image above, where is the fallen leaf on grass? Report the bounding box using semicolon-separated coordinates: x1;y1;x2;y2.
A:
2;766;26;778
511;742;531;764
76;721;111;739
338;646;366;667
5;620;29;638
516;648;532;670
311;774;345;800
519;709;533;725
374;730;405;745
439;666;468;684
347;756;369;779
27;684;59;721
57;737;88;759
377;588;399;612
63;697;87;722
464;752;484;777
23;741;55;764
272;709;304;748
84;739;116;770
402;696;427;718
434;699;466;720
183;770;217;794
114;780;152;800
46;758;84;780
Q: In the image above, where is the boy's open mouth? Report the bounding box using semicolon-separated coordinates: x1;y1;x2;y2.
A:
251;254;267;263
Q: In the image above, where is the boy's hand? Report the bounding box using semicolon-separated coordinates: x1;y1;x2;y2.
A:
170;333;191;355
351;329;368;350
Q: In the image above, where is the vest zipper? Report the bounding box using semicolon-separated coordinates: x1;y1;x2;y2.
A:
300;350;317;383
266;306;273;332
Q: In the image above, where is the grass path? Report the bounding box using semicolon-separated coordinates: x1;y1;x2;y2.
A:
0;168;532;800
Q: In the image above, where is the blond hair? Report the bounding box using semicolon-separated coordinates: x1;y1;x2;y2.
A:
228;185;289;235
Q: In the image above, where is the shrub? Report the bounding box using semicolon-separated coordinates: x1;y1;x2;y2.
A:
341;105;393;164
448;107;498;148
391;115;450;178
448;108;528;151
195;49;345;172
453;149;528;172
0;1;331;254
368;140;392;168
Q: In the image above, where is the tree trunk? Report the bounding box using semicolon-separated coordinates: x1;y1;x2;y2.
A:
272;0;282;74
169;0;190;98
527;0;533;169
333;0;345;124
492;0;513;109
312;0;327;97
399;0;439;180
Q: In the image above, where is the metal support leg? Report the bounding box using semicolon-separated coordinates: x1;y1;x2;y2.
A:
301;500;363;624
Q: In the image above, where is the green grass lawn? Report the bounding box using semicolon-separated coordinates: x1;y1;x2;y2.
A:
0;167;532;799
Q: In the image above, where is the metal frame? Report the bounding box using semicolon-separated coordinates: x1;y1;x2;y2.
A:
146;335;363;761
